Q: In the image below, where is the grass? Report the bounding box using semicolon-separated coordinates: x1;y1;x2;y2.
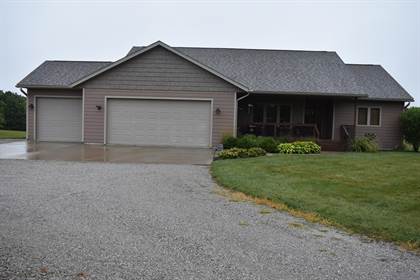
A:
211;152;420;251
0;129;26;139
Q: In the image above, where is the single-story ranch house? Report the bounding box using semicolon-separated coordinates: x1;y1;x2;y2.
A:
17;41;414;150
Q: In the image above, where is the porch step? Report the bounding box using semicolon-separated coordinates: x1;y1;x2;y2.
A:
317;140;347;152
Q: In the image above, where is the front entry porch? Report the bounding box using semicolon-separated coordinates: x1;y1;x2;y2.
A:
236;94;351;151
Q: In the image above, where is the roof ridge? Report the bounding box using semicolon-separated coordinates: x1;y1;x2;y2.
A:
45;60;112;63
347;63;381;67
131;45;336;53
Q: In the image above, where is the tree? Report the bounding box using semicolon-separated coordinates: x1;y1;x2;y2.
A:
0;100;5;129
0;90;26;131
400;107;420;152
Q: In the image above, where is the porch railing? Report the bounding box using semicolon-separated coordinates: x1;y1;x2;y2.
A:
246;123;320;139
341;124;355;151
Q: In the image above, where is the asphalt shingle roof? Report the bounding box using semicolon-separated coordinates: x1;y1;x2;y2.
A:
347;64;413;101
17;44;413;101
175;47;361;96
16;61;112;88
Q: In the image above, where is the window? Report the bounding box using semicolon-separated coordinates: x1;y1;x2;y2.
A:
370;108;380;126
357;107;381;126
357;108;368;125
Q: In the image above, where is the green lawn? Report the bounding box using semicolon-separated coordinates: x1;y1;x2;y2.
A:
0;129;26;139
211;152;420;249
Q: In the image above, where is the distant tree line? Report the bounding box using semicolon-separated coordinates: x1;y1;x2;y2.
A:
0;90;26;131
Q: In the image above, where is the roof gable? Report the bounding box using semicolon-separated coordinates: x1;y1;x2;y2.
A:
70;41;249;91
80;46;239;92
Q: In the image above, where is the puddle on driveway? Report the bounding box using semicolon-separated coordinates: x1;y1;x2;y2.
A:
0;141;213;165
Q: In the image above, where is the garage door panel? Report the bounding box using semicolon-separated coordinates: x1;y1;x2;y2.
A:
107;99;211;147
36;98;82;142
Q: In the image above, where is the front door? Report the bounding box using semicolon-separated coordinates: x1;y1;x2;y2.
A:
304;99;333;139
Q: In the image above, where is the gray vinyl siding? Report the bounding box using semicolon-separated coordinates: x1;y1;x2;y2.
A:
355;101;404;150
26;89;83;141
81;46;238;92
334;99;404;150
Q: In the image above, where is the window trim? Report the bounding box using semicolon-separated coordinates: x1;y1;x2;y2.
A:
356;106;382;127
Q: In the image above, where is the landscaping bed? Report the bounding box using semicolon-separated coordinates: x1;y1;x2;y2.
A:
211;152;420;250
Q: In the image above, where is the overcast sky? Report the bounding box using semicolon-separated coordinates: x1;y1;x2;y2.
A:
1;0;419;104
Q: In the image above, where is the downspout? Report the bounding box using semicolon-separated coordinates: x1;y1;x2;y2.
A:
19;88;27;96
234;92;250;137
404;102;410;110
237;92;250;103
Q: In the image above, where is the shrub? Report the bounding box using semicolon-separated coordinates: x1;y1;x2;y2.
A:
217;147;266;159
222;135;238;149
400;107;420;152
278;141;321;154
352;136;378;153
247;147;267;157
222;135;286;153
277;143;295;154
274;137;289;144
236;134;258;149
217;148;246;159
293;141;321;154
256;136;278;153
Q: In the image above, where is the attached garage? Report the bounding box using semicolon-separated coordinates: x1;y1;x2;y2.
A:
36;97;83;142
106;98;212;147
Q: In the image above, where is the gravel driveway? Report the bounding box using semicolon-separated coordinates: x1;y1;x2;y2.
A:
1;159;419;279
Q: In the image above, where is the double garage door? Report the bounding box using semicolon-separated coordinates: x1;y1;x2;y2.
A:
36;97;211;147
107;99;211;147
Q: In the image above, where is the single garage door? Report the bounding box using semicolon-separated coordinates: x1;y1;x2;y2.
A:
36;97;82;142
107;99;211;147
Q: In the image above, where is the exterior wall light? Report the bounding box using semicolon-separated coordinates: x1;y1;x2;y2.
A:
215;108;221;115
28;103;34;109
96;105;102;110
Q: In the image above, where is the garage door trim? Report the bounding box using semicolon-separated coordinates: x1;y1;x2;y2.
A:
34;95;83;142
104;96;213;146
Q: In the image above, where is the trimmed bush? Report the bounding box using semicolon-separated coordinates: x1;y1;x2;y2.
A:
217;148;246;159
400;107;420;152
236;134;258;149
278;141;321;154
247;147;267;157
352;136;378;153
217;147;266;159
277;143;295;154
222;135;238;149
256;136;279;153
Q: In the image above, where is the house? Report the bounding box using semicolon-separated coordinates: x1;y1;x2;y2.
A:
17;41;414;150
